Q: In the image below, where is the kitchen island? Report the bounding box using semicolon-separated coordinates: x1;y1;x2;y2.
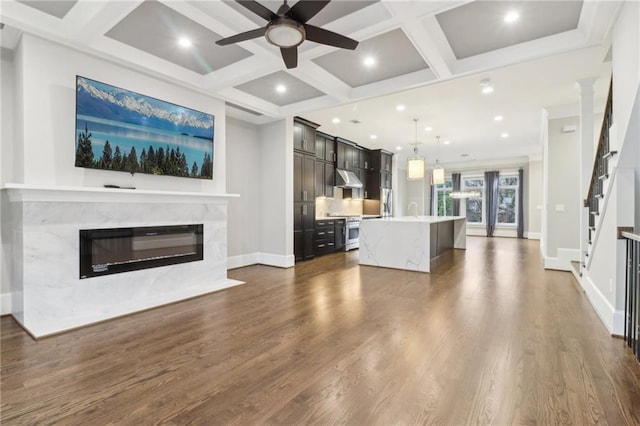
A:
359;216;466;273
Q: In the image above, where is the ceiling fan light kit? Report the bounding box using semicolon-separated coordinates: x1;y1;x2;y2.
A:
216;0;359;69
265;19;305;47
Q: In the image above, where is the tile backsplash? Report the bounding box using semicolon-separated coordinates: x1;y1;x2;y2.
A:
315;189;363;218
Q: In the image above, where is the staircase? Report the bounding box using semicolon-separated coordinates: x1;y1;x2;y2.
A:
583;79;616;270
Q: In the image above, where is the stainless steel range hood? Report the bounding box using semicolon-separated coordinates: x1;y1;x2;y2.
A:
335;169;363;188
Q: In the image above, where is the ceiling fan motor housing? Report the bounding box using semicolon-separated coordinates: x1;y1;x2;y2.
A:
265;18;306;48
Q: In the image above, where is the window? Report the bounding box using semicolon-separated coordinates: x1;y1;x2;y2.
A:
434;180;453;216
497;176;518;225
463;177;484;224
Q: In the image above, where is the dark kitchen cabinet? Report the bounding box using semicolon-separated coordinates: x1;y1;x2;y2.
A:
294;152;315;202
335;220;345;251
294;117;319;154
315;132;335;163
315;219;337;256
358;169;370;199
371;150;393;173
315;160;335;198
294;203;315;261
336;138;358;171
369;149;393;201
360;149;371;171
294;148;316;262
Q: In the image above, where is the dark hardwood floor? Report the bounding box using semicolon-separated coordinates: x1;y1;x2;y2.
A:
2;237;640;425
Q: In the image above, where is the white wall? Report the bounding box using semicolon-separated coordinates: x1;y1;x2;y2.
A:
14;34;226;192
528;159;543;237
258;119;294;267
545;117;581;259
226;117;262;261
611;0;640;154
0;49;15;312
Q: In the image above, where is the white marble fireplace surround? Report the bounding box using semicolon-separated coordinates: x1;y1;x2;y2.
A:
3;184;241;338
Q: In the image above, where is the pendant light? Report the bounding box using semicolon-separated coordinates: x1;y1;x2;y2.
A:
432;136;445;185
407;118;425;180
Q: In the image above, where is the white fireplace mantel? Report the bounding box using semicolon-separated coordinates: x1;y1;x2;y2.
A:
3;183;242;338
2;183;239;204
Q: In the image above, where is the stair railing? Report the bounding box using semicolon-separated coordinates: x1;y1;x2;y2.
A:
583;79;615;245
622;229;640;363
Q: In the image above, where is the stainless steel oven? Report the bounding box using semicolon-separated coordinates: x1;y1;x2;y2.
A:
345;217;361;251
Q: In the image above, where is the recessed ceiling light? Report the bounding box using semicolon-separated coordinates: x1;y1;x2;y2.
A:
370;134;377;140
494;115;503;121
424;126;433;132
444;140;451;145
363;56;375;67
275;84;286;94
396;104;405;112
178;37;192;48
480;79;493;94
332;117;341;124
501;133;509;138
504;11;520;23
396;146;402;151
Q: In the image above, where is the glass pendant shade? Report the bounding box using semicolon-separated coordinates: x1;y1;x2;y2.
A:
407;157;425;180
432;166;445;185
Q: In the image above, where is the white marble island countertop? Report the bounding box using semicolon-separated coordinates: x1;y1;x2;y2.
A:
366;215;466;223
359;215;467;273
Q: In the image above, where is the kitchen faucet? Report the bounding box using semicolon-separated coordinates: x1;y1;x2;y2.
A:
407;201;418;218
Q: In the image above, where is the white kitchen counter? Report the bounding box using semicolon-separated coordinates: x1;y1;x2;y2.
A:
359;216;467;273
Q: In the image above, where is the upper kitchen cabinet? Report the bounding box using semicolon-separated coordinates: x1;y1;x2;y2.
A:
315;132;335;163
360;149;371;171
336;137;359;171
370;150;393;173
294;117;320;154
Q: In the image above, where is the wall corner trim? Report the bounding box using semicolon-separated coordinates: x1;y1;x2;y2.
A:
0;293;12;315
227;253;295;269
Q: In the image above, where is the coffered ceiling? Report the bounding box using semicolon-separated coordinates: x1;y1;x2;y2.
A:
0;0;621;164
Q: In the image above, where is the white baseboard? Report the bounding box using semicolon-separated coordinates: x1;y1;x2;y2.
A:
227;252;295;269
258;253;295;268
227;253;260;270
466;227;518;238
544;248;580;271
582;274;622;335
0;292;12;315
525;232;541;240
613;310;625;337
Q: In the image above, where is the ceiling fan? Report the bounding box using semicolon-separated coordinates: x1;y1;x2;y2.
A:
216;0;359;69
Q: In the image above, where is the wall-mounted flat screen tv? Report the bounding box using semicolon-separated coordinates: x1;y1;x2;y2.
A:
75;76;214;179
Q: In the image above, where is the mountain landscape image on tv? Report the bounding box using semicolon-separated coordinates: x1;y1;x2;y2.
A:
75;76;214;179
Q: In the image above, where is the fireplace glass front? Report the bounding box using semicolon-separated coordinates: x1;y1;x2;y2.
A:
79;224;203;278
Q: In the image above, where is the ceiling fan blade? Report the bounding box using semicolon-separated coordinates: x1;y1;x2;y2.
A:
236;0;277;21
281;47;298;69
303;24;358;50
216;27;266;46
285;0;330;24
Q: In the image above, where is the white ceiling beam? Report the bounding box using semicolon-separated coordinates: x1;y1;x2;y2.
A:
286;61;352;103
453;30;589;76
202;55;282;91
350;69;436;100
216;87;281;118
64;0;140;45
577;0;624;45
380;0;455;79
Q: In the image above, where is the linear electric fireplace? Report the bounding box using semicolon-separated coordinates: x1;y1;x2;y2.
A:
80;224;203;278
